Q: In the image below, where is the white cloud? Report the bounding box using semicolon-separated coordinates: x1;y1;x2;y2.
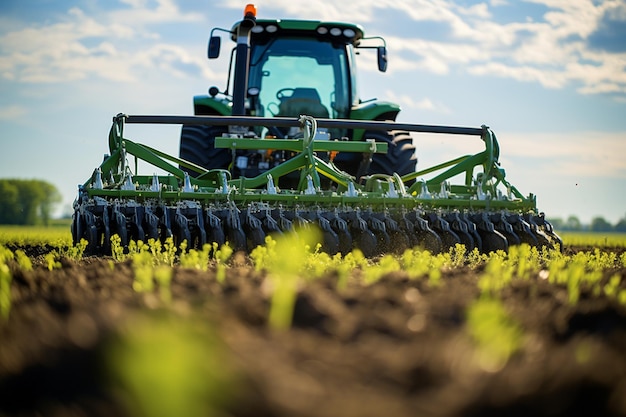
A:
0;2;207;84
384;90;451;113
468;63;570;89
231;0;626;99
499;130;626;178
0;105;28;120
109;0;203;25
2;0;626;98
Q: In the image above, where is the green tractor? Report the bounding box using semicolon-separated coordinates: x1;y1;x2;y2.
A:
71;4;561;257
180;4;415;183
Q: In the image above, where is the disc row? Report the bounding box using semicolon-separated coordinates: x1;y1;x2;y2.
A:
72;202;562;257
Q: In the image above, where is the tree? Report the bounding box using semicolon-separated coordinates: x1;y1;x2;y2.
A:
37;181;62;225
546;217;564;231
0;180;20;223
0;179;61;225
614;214;626;232
590;216;612;232
565;215;582;231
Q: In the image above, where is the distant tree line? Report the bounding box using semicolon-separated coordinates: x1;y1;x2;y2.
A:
0;179;61;226
547;214;626;233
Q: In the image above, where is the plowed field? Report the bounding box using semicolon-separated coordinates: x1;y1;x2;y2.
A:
1;244;625;417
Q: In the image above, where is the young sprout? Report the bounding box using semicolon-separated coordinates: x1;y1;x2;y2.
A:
467;297;522;372
214;243;233;283
251;228;321;330
0;263;11;319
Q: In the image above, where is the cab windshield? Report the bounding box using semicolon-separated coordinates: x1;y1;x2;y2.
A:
248;37;350;120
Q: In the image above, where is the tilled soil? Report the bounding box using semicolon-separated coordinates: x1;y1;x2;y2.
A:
1;246;625;417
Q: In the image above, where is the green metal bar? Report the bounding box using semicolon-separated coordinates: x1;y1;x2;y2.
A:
139;143;212;175
214;137;388;153
426;152;487;187
405;152;486;195
122;140;189;180
403;155;471;182
312;158;354;187
123;114;485;136
224;153;308;189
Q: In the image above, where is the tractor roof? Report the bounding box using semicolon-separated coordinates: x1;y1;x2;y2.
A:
230;19;365;45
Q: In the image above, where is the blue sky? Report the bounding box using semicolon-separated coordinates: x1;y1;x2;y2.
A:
1;0;625;224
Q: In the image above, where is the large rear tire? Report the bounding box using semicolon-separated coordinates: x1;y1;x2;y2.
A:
179;125;230;176
367;130;417;176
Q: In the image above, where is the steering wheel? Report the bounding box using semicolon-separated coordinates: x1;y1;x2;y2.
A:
276;88;295;100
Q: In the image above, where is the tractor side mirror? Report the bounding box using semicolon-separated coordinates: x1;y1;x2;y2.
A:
377;46;387;72
208;36;221;59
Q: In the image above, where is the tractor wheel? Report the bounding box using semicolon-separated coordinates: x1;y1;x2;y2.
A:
366;129;417;176
179;124;230;176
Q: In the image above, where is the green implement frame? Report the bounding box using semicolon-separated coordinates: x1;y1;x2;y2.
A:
81;113;536;213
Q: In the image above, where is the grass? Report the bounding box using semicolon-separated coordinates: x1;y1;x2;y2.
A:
0;223;72;247
560;232;626;248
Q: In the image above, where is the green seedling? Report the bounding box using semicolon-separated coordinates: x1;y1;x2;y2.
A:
107;313;237;417
14;249;32;271
44;252;61;271
467;297;523;372
0;262;11;319
251;228;321;330
213;242;233;283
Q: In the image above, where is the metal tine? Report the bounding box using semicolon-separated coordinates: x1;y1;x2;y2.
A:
172;207;191;248
111;204;129;247
443;212;476;252
205;208;226;248
425;212;461;251
183;204;207;250
124;204;146;246
522;213;551;248
156;203;172;244
258;208;282;236
321;209;352;255
72;208;99;253
505;213;538;247
143;205;161;242
405;210;443;254
373;211;410;254
341;209;377;258
287;209;310;230
271;208;293;233
242;207;266;251
397;211;418;249
489;212;521;247
216;206;246;252
460;212;482;253
362;209;391;254
302;209;339;255
470;212;508;253
529;213;563;250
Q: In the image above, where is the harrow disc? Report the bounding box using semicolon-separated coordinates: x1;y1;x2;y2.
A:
72;197;562;258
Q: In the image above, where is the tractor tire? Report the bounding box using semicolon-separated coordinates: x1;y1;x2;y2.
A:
365;129;417;176
179;124;230;176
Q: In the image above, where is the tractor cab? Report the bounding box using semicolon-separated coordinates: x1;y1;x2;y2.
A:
198;16;395;139
244;20;363;122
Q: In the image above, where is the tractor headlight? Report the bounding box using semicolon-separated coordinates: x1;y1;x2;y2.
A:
343;28;356;38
